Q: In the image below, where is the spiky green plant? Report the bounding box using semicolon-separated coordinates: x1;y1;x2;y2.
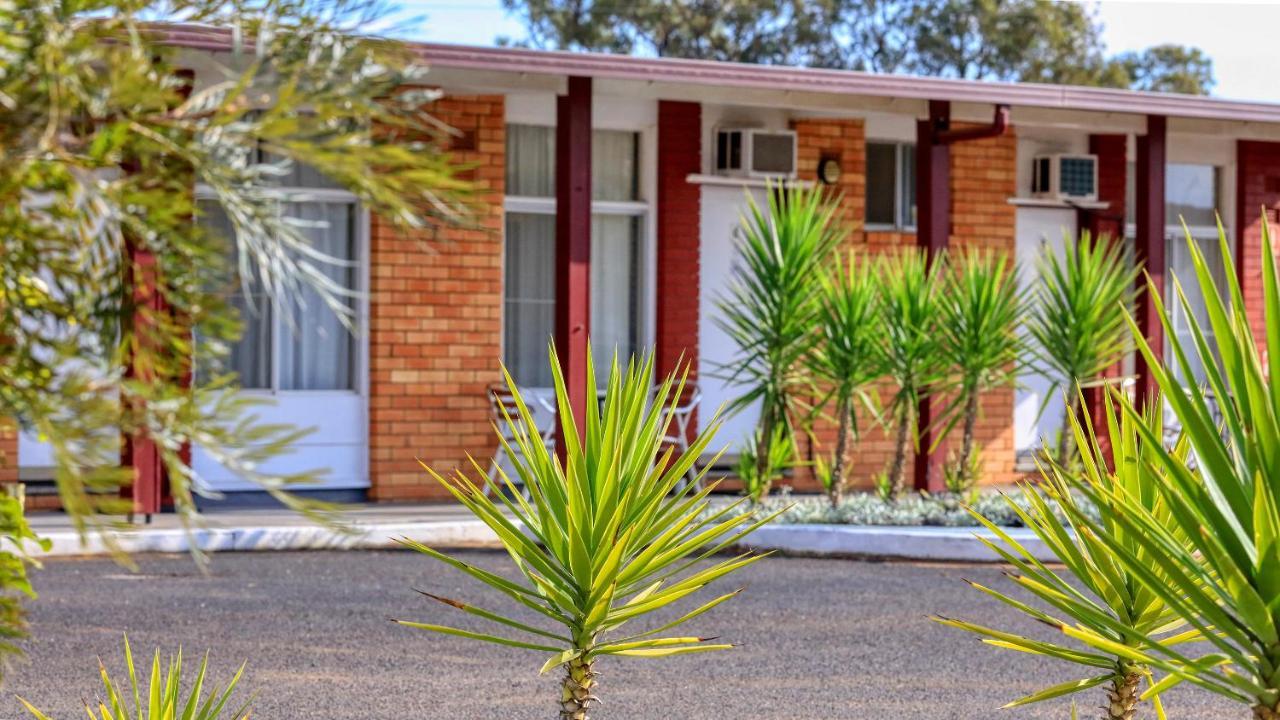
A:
936;250;1024;488
1055;218;1280;720
878;247;947;498
809;250;884;507
1026;232;1139;468
735;425;796;504
935;392;1196;720
716;184;843;493
18;636;249;720
941;443;983;501
396;347;776;720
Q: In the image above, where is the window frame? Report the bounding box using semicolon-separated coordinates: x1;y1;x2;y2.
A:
194;183;369;398
500;123;656;390
864;140;917;232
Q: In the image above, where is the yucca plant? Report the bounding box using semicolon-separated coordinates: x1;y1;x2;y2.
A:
937;250;1024;489
396;346;776;720
809;250;884;506
1026;232;1139;468
935;392;1196;720
19;636;250;719
716;184;843;492
879;248;947;498
1056;218;1280;719
735;425;796;504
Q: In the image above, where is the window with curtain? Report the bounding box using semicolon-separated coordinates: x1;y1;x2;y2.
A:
865;141;916;229
503;124;646;387
1163;163;1223;386
201;172;358;392
1126;161;1226;385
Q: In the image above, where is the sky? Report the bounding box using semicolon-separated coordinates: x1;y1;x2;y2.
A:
386;0;1280;104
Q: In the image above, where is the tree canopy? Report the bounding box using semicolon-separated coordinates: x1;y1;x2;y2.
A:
0;0;469;532
500;0;1216;95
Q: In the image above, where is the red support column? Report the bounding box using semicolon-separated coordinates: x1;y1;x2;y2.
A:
914;100;951;493
1134;116;1167;407
121;242;166;518
1081;134;1128;454
555;76;592;447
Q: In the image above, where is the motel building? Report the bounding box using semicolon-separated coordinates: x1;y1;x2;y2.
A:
10;29;1280;509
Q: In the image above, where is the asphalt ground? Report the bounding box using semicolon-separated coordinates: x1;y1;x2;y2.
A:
5;551;1237;719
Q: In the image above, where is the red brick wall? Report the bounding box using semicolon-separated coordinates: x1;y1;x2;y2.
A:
948;127;1019;486
367;95;505;500
656;101;702;383
788;118;1019;491
1236;140;1280;346
0;418;15;485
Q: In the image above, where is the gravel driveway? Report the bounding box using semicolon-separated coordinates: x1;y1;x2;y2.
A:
5;550;1235;719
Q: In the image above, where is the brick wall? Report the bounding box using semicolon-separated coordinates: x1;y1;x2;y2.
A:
656;101;702;383
947;126;1019;486
367;95;505;501
0;418;15;486
1236;140;1280;345
788;118;1019;491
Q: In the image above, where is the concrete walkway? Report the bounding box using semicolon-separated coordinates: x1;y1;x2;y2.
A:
21;501;1051;562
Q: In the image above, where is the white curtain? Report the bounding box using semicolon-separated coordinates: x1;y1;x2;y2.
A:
1167;230;1226;384
203;202;272;389
507;125;556;197
278;201;355;391
592;130;638;201
1166;164;1218;227
504;213;557;387
590;214;640;378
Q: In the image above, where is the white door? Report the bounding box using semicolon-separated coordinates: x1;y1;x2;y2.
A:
699;184;769;451
1014;207;1077;454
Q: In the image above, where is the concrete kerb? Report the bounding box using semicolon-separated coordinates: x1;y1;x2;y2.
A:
27;520;1047;562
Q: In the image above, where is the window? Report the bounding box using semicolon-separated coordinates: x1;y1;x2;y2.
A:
865;142;916;229
503;124;647;388
201;162;359;392
1125;161;1225;386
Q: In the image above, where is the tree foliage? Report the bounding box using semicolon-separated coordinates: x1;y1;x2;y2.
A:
0;0;471;536
501;0;1215;94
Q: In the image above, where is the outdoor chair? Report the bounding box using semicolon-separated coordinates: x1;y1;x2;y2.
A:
656;382;703;491
485;383;556;497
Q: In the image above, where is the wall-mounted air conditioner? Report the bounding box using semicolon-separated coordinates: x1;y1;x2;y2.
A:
715;128;797;179
1031;154;1098;201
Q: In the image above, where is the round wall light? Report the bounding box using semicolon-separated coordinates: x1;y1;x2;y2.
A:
818;156;842;185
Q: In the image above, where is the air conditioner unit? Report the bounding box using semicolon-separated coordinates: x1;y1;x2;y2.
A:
1031;154;1098;201
715;128;797;179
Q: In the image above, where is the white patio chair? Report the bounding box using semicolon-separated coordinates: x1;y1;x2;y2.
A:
485;383;555;498
657;382;703;490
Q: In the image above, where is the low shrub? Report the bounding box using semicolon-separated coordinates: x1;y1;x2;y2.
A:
727;487;1098;528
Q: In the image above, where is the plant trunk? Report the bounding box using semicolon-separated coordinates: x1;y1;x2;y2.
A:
1103;671;1141;720
1254;704;1280;720
752;412;775;503
1057;392;1081;471
829;402;851;508
559;656;598;720
958;390;980;489
888;404;914;500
